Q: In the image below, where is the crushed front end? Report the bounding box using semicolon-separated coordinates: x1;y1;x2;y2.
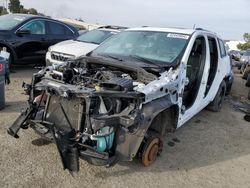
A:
8;57;165;172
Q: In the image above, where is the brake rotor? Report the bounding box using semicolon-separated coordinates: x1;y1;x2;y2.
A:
141;137;161;166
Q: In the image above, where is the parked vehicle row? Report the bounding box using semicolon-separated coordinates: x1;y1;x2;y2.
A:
46;26;127;66
240;50;250;80
0;14;79;67
8;26;233;172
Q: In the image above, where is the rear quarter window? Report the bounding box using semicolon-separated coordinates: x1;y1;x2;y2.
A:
218;39;227;57
48;21;71;35
65;27;74;35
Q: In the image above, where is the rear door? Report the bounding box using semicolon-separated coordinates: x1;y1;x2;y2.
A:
203;37;228;102
47;21;76;46
15;19;49;60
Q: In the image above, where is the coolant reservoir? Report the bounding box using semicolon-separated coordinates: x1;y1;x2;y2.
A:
90;126;115;152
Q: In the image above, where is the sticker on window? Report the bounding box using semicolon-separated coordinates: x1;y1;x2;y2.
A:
167;33;189;40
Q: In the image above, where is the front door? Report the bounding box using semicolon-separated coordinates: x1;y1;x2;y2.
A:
15;19;49;60
178;35;209;127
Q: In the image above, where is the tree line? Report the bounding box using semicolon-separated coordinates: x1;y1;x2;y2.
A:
237;33;250;51
0;0;42;16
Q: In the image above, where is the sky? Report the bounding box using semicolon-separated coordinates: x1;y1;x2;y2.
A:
20;0;250;40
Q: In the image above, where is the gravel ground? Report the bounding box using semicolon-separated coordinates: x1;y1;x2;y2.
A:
0;66;250;188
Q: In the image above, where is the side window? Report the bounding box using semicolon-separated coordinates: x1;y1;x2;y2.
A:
48;21;66;35
65;27;74;35
218;39;226;57
22;20;46;34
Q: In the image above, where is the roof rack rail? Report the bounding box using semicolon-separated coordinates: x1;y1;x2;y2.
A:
195;28;208;31
195;28;216;34
97;25;128;30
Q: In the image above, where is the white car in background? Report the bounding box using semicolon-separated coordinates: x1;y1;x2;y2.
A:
46;26;126;66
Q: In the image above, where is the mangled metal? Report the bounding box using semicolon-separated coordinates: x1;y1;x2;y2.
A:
7;28;233;172
7;55;179;171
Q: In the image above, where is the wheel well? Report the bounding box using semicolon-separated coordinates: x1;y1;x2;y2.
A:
148;105;178;136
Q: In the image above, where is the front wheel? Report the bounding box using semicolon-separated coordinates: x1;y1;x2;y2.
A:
207;81;226;112
139;131;163;166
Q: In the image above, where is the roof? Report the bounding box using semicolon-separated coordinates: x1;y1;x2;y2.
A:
97;28;121;33
8;13;50;20
126;27;196;35
9;13;37;18
56;18;103;30
126;27;219;37
98;25;128;30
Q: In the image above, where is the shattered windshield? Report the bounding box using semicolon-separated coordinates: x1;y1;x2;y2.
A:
94;31;190;64
0;14;28;30
76;29;117;45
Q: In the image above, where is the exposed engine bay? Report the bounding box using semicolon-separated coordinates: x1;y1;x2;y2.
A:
7;57;179;172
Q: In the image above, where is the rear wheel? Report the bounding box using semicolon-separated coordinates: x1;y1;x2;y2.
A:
243;66;250;80
248;88;250;100
225;78;233;96
246;73;250;87
207;81;226;112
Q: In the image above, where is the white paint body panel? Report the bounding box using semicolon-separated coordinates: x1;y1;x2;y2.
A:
130;27;232;129
177;32;231;128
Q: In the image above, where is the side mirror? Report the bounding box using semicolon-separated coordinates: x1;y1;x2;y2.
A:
16;29;31;36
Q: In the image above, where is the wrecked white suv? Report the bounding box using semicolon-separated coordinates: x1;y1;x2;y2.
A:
8;27;233;172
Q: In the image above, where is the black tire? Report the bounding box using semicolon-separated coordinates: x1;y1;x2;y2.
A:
240;64;245;74
207;81;226;112
242;66;250;80
246;74;250;87
244;115;250;122
225;77;234;96
248;88;250;100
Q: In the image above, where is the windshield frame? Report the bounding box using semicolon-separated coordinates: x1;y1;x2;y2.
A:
93;30;191;67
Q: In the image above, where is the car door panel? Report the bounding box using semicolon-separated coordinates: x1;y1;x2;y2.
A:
47;21;75;47
177;35;210;128
202;38;228;103
14;19;49;60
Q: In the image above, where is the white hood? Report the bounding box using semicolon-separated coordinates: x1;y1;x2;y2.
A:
50;40;99;58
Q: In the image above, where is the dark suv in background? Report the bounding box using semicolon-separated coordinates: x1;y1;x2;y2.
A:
0;14;79;66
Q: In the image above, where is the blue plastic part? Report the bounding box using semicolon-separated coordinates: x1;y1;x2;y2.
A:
96;128;115;152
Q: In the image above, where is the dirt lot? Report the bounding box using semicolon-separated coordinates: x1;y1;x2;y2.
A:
0;66;250;188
